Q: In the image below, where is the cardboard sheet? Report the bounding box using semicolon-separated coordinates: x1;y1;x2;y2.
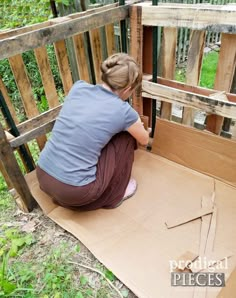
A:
25;150;236;298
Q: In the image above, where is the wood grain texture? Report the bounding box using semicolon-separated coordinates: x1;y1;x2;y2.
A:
73;33;90;83
89;28;103;83
183;30;205;126
0;77;19;125
142;80;236;118
0;5;129;60
206;33;236;134
129;5;143;115
16;105;62;134
0;123;35;211
105;23;115;57
8;54;47;150
34;46;60;108
141;4;236;32
54;40;73;95
160;27;177;120
11;120;55;148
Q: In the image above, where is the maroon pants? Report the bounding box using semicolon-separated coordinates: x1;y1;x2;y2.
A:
36;132;136;211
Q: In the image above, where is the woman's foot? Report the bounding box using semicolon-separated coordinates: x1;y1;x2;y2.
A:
114;178;137;208
123;178;137;200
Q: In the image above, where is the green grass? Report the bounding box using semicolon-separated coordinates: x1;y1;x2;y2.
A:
175;51;219;89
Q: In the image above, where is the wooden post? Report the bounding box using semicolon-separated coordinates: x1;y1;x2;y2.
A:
129;5;143;115
160;27;177;120
0;122;36;212
182;30;205;126
206;33;236;134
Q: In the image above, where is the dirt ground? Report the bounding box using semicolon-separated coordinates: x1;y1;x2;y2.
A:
0;194;138;298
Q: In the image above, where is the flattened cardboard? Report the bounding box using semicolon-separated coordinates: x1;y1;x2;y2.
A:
25;150;236;298
152;119;236;187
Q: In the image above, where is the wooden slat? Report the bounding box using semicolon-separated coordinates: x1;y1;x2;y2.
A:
142;80;236;118
105;24;116;57
129;5;143;115
206;33;236;134
8;54;47;150
0;160;13;189
73;34;90;83
151;76;236;103
152;119;236;187
140;4;236;32
16;105;62;134
54;40;73;95
10;120;55;149
89;28;103;83
0;5;129;60
183;30;206;126
0;77;19;125
160;27;177;120
0;123;35;211
34;46;60;108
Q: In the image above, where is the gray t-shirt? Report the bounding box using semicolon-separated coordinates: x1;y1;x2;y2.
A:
38;80;139;186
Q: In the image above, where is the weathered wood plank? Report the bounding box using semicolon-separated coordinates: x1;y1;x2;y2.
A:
73;33;90;83
34;46;60;108
206;33;236;134
0;77;19;125
129;5;143;115
0;3;118;41
142;80;236;118
148;76;236;103
0;160;13;189
10;120;55;149
54;40;73;95
8;54;47;150
16;105;62;134
140;4;236;32
0;123;36;211
0;5;129;60
89;28;103;84
160;27;177;120
152;119;236;187
105;23;116;57
182;30;205;126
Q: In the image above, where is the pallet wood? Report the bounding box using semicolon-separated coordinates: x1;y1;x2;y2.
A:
152;119;236;187
8;54;47;150
206;33;236;134
140;4;236;32
0;77;19;125
73;33;90;83
0;5;129;60
183;30;205;126
0;160;13;189
152;76;236;103
105;24;116;57
160;27;177;120
10;120;55;149
54;40;73;95
142;80;236;118
34;46;60;108
129;5;143;115
0;123;35;211
16;105;62;135
89;28;103;84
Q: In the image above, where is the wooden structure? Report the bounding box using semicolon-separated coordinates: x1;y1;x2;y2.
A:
0;2;236;213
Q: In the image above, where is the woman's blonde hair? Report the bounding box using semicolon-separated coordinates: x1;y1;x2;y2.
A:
100;53;142;91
